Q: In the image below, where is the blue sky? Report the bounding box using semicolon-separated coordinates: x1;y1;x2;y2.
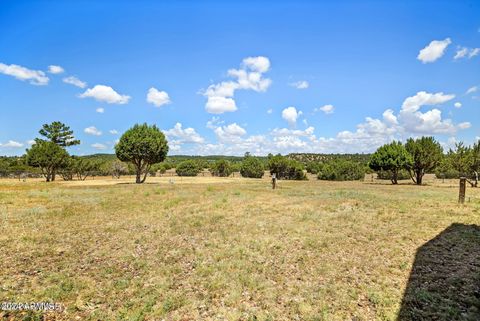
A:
0;0;479;156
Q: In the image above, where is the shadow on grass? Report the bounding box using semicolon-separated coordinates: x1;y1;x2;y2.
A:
398;223;480;320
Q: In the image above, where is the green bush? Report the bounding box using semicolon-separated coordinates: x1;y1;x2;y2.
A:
175;160;202;177
306;162;322;174
150;162;168;175
435;170;460;179
317;160;365;181
240;157;264;178
210;159;233;177
268;155;306;180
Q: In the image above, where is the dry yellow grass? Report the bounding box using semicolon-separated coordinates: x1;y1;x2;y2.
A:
0;177;479;320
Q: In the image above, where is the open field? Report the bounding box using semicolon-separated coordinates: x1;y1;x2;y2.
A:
0;177;479;320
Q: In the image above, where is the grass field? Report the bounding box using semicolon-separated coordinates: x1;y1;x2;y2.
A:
0;177;479;320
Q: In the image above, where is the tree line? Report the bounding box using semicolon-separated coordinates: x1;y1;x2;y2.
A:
3;121;478;185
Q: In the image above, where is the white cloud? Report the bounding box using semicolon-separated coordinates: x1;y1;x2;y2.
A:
400;91;455;113
273;135;307;149
318;104;334;114
399;91;456;134
146;87;171;107
242;56;270;73
96;107;105;113
0;62;49;85
282;106;302;126
382;109;398;125
48;65;64;74
271;126;315;138
109;129;118;135
417;38;451;63
214;123;247;143
202;56;271;114
63;76;87;88
228;68;271;92
84;126;102;136
27;140;35;145
457;122;471;130
205;96;237;114
0;140;24;148
454;47;480;60
79;85;130;104
454;102;462;108
466;86;478;95
91;143;107;150
454;47;468;60
267;108;273;114
164;123;204;143
289;80;309;89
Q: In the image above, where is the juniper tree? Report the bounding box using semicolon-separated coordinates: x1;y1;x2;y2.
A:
115;123;169;183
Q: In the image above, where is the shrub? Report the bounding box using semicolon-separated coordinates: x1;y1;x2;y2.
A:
268;155;307;180
317;160;365;181
176;160;201;177
435;169;460;179
210;159;233;177
306;162;322;174
150;162;169;175
240;157;264;178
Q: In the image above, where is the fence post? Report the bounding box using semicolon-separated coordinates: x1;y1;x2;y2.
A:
459;177;466;204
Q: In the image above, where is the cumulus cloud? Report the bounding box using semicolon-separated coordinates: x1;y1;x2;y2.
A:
48;65;64;74
109;129;118;135
96;107;105;113
267;108;273;114
79;85;130;104
0;140;24;148
289;80;309;89
318;104;334;114
84;126;102;136
382;109;398;125
91;143;107;150
163;123;204;143
417;38;451;63
0;62;49;85
214;123;247;143
242;56;270;73
146;87;171;107
273;135;307;149
63;76;87;88
282;106;302;126
454;102;462;108
202;56;271;114
271;126;315;138
454;47;480;60
205;96;237;114
398;91;456;134
400;91;455;113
